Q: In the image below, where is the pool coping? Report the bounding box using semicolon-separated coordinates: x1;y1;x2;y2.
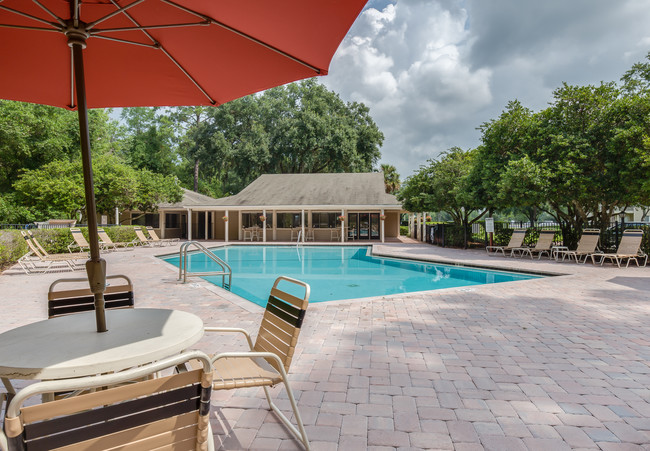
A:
156;242;559;308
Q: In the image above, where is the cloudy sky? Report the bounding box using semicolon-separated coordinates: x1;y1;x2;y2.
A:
320;0;650;179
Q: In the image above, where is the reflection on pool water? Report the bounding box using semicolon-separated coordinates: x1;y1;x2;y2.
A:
161;246;541;307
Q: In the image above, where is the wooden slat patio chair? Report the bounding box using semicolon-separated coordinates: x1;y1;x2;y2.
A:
201;276;311;450
48;275;134;319
1;351;214;451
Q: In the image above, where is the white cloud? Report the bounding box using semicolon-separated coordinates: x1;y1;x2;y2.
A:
322;0;650;180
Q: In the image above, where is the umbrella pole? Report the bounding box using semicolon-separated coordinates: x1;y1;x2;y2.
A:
71;41;107;333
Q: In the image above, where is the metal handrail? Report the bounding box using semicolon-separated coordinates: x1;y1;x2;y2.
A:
178;241;232;289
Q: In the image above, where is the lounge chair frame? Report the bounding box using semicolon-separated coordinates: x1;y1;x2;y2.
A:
511;230;557;259
203;276;311;450
146;225;180;246
588;229;648;268
486;229;527;256
17;231;85;274
1;351;214;451
555;229;602;263
134;227;161;246
68;227;94;253
97;227;137;251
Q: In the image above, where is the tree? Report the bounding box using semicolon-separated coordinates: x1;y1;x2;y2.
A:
180;79;384;195
400;148;486;226
13;154;182;222
0;101;79;193
119;107;178;176
380;164;400;194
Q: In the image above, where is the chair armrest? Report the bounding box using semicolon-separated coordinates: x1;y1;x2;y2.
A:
0;393;8;451
204;327;254;349
212;351;288;377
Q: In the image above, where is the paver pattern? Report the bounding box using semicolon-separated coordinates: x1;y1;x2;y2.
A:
1;241;649;450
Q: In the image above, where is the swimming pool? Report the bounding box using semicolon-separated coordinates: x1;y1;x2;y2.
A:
162;246;540;307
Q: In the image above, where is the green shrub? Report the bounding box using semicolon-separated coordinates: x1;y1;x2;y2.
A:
103;226;138;243
30;228;74;254
400;225;408;236
0;230;28;269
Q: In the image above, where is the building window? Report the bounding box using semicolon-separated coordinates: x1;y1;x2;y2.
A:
242;212;272;228
276;212;302;228
311;212;337;228
165;213;180;228
131;212;159;228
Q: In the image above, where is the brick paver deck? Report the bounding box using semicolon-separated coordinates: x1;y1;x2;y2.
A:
1;242;649;450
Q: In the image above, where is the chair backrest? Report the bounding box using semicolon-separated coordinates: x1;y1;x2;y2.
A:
533;230;556;250
3;351;213;451
507;229;526;247
146;226;162;241
134;227;150;243
48;275;134;318
254;276;310;373
97;228;114;244
617;229;644;255
26;230;53;257
20;231;45;259
576;228;600;253
70;227;90;248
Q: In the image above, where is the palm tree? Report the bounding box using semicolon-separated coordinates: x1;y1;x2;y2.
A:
381;164;401;194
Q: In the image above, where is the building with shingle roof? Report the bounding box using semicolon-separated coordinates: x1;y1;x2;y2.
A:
128;173;404;242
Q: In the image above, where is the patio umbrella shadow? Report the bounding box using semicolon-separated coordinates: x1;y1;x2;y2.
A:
606;276;650;291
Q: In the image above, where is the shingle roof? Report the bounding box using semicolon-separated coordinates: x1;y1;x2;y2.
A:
158;188;220;208
161;173;402;209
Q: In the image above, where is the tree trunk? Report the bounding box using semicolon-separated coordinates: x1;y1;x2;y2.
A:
193;159;199;192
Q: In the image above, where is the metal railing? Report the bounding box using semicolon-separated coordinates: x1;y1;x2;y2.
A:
178;241;232;289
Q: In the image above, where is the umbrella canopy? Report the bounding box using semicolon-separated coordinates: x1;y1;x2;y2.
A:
0;0;367;331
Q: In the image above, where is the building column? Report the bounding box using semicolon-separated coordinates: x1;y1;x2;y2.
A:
204;211;209;240
159;211;165;239
115;207;119;226
263;209;267;242
381;209;385;243
272;210;277;241
238;211;242;241
301;210;305;243
341;208;345;243
187;209;192;241
225;210;229;242
421;213;426;242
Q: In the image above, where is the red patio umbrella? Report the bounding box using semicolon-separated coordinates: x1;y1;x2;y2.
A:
0;0;367;331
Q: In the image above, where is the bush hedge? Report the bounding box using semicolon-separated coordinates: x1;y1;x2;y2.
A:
0;226;140;270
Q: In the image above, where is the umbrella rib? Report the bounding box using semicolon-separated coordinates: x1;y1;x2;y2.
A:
104;0;217;105
0;22;60;32
32;0;66;27
159;46;217;105
69;47;74;108
92;21;210;34
86;0;146;31
92;34;160;49
161;0;324;75
0;4;62;29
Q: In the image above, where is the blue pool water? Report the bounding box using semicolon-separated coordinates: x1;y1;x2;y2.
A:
162;246;540;307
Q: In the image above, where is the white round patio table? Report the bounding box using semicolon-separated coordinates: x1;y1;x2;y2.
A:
0;308;203;380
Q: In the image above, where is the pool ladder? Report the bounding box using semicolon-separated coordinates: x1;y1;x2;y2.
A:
178;241;232;289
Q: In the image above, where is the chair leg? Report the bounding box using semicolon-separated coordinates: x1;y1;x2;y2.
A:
262;380;310;450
